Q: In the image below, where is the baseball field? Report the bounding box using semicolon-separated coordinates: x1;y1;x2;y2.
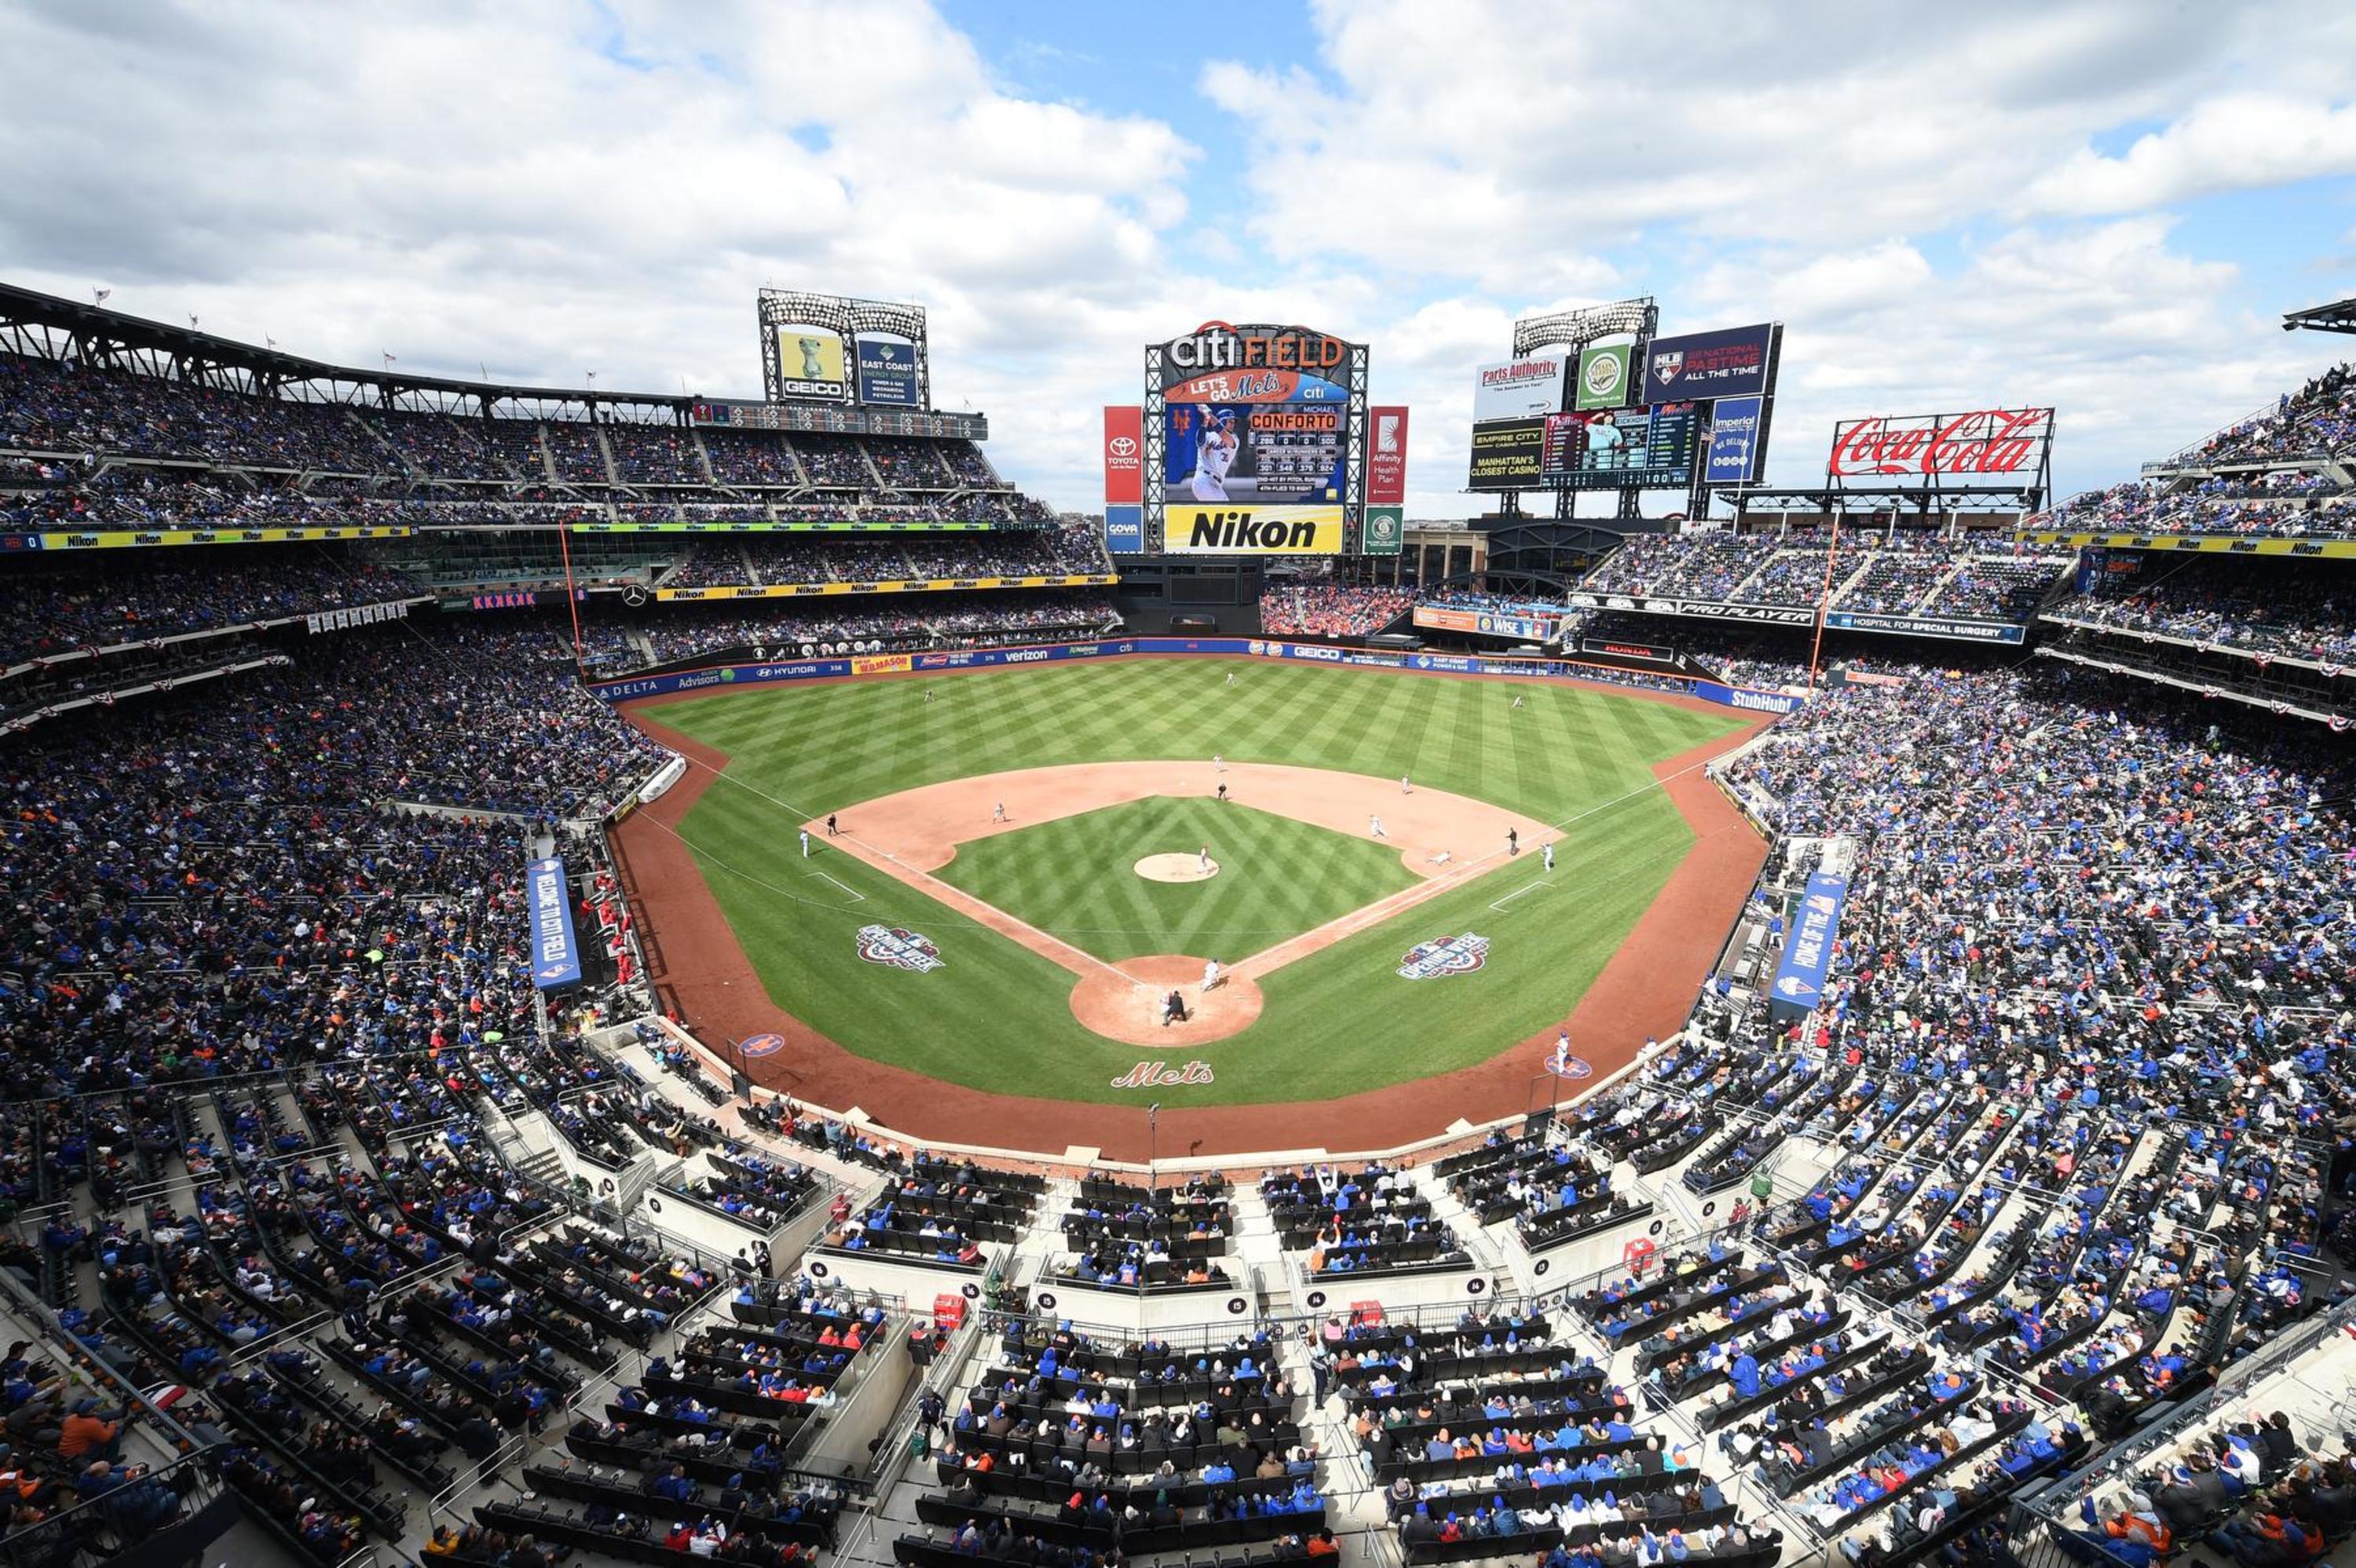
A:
618;658;1754;1129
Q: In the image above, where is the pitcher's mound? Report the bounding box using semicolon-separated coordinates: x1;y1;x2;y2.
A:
1070;955;1263;1046
1136;853;1219;883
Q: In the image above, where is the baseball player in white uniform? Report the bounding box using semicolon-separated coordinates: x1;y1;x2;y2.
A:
993;801;1006;823
1542;842;1555;872
1201;959;1220;992
1369;814;1387;839
1189;408;1238;502
1400;775;1412;794
1198;844;1213;874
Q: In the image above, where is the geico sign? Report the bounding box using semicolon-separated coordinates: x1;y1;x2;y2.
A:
1828;409;2052;477
1165;320;1349;374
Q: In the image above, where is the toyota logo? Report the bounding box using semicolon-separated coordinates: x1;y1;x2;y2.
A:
1108;437;1138;458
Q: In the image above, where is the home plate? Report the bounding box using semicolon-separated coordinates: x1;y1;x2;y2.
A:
1136;853;1219;883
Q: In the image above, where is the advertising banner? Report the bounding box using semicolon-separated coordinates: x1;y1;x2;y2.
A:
574;521;993;535
1414;605;1557;641
1581;636;1674;663
1103;405;1143;504
773;325;850;401
528;858;582;989
854;334;919;406
1467;418;1545;490
1472;356;1571;422
1575;345;1631;411
1162;506;1345;554
1363;505;1404;557
1165;399;1344;506
587;635;1809;715
1703;395;1765;484
1822;610;2027;644
1643;323;1776;404
1103;505;1145;554
1368;405;1409;504
1769;869;1849;1015
655;572;1115;601
24;525;416;551
1568;590;1814;627
2016;529;2356;560
1827;408;2053;479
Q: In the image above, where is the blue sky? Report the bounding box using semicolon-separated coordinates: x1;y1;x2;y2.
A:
3;0;2354;517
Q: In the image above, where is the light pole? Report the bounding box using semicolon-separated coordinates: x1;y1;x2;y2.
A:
1147;1102;1160;1193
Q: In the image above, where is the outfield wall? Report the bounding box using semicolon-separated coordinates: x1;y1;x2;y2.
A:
587;634;1808;716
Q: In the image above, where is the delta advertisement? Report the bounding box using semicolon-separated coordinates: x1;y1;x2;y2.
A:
1472;356;1571;422
1642;323;1777;404
657;572;1116;601
1466;418;1545;490
1768;868;1849;1018
854;334;919;406
588;635;1808;717
1162;505;1345;555
1414;605;1560;641
773;325;850;400
1703;395;1766;484
1367;405;1410;505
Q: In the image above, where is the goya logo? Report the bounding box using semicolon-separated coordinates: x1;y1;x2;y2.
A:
1397;932;1491;980
856;924;944;973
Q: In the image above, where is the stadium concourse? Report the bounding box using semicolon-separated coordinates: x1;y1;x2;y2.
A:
0;297;2353;1568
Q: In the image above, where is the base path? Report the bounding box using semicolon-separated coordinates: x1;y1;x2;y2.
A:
609;672;1771;1160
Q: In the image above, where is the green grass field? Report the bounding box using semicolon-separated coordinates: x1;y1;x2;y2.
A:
935;798;1418;963
650;660;1740;1106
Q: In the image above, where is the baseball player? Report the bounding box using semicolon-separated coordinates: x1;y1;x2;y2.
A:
1542;841;1555;872
1189;407;1238;502
1198;844;1213;874
1400;775;1412;794
1551;1032;1572;1075
993;802;1006;823
799;829;810;858
1507;827;1520;857
1214;753;1226;772
826;813;839;837
1201;959;1221;992
1369;814;1387;839
1215;783;1228;803
924;688;936;704
1225;671;1236;687
1512;693;1525;710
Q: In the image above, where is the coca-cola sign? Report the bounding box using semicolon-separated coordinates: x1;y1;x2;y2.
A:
1827;408;2053;479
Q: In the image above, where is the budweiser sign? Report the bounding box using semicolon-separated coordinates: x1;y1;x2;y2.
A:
1827;408;2053;478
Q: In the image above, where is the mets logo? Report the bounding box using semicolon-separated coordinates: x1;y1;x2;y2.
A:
856;924;944;973
1397;932;1490;980
740;1033;788;1058
1545;1051;1593;1080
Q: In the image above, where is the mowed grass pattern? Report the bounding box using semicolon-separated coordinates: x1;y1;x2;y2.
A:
649;660;1742;1106
935;798;1419;963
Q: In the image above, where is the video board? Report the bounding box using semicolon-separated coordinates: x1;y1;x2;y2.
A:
1539;401;1702;489
758;289;931;411
1144;321;1369;554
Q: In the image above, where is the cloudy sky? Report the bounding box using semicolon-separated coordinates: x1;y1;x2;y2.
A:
5;0;2354;518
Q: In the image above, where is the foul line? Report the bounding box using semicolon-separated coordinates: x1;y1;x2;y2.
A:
1489;880;1551;914
805;872;866;905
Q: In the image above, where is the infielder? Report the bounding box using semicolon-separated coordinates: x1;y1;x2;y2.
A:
1198;844;1213;874
799;829;810;858
1400;775;1412;794
1542;842;1555;872
1215;783;1228;803
993;801;1006;823
1201;959;1221;992
1213;753;1226;772
1369;814;1387;839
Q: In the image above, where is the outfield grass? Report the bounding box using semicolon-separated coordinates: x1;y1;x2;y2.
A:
651;659;1741;1106
935;798;1419;963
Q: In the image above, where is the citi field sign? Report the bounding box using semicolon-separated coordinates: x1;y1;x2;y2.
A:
1159;321;1354;382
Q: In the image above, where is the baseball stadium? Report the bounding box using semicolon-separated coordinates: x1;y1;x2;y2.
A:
4;11;2356;1568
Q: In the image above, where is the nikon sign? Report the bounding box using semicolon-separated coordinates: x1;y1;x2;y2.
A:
1163;506;1346;554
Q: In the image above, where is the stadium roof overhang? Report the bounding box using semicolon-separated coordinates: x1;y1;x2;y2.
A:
1728;484;2039;514
2281;296;2356;336
0;280;691;415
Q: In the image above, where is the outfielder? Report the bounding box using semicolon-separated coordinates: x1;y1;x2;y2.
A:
1224;671;1236;687
1542;842;1555;872
1512;693;1525;710
800;829;810;858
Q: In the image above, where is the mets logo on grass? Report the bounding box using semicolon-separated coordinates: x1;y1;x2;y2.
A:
1397;932;1491;980
856;924;944;973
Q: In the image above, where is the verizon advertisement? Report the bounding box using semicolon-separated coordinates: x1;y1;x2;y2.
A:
1368;405;1410;504
1827;408;2054;479
1472;356;1571;422
1102;405;1143;503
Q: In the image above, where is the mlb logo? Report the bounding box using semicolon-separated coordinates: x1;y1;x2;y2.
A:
1652;351;1683;384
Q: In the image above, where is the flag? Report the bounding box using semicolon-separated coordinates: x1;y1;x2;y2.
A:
93;287;112;305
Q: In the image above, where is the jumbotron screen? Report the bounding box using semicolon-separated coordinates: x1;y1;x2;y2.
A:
1540;400;1703;489
1164;397;1346;508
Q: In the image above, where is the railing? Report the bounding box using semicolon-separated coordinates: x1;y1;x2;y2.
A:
0;1446;230;1568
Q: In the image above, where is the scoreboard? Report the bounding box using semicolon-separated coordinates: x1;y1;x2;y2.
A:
1539;400;1703;490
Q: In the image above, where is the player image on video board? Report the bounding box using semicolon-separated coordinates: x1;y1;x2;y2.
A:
1163;397;1347;507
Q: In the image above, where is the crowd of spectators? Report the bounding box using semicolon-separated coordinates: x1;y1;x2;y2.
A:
2035;481;2356;541
0;546;420;666
2047;557;2356;665
1259;582;1414;637
667;524;1107;590
1582;532;2069;618
2170;363;2354;466
579;592;1118;673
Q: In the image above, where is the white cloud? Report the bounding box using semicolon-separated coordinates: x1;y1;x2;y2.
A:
2023;95;2356;216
